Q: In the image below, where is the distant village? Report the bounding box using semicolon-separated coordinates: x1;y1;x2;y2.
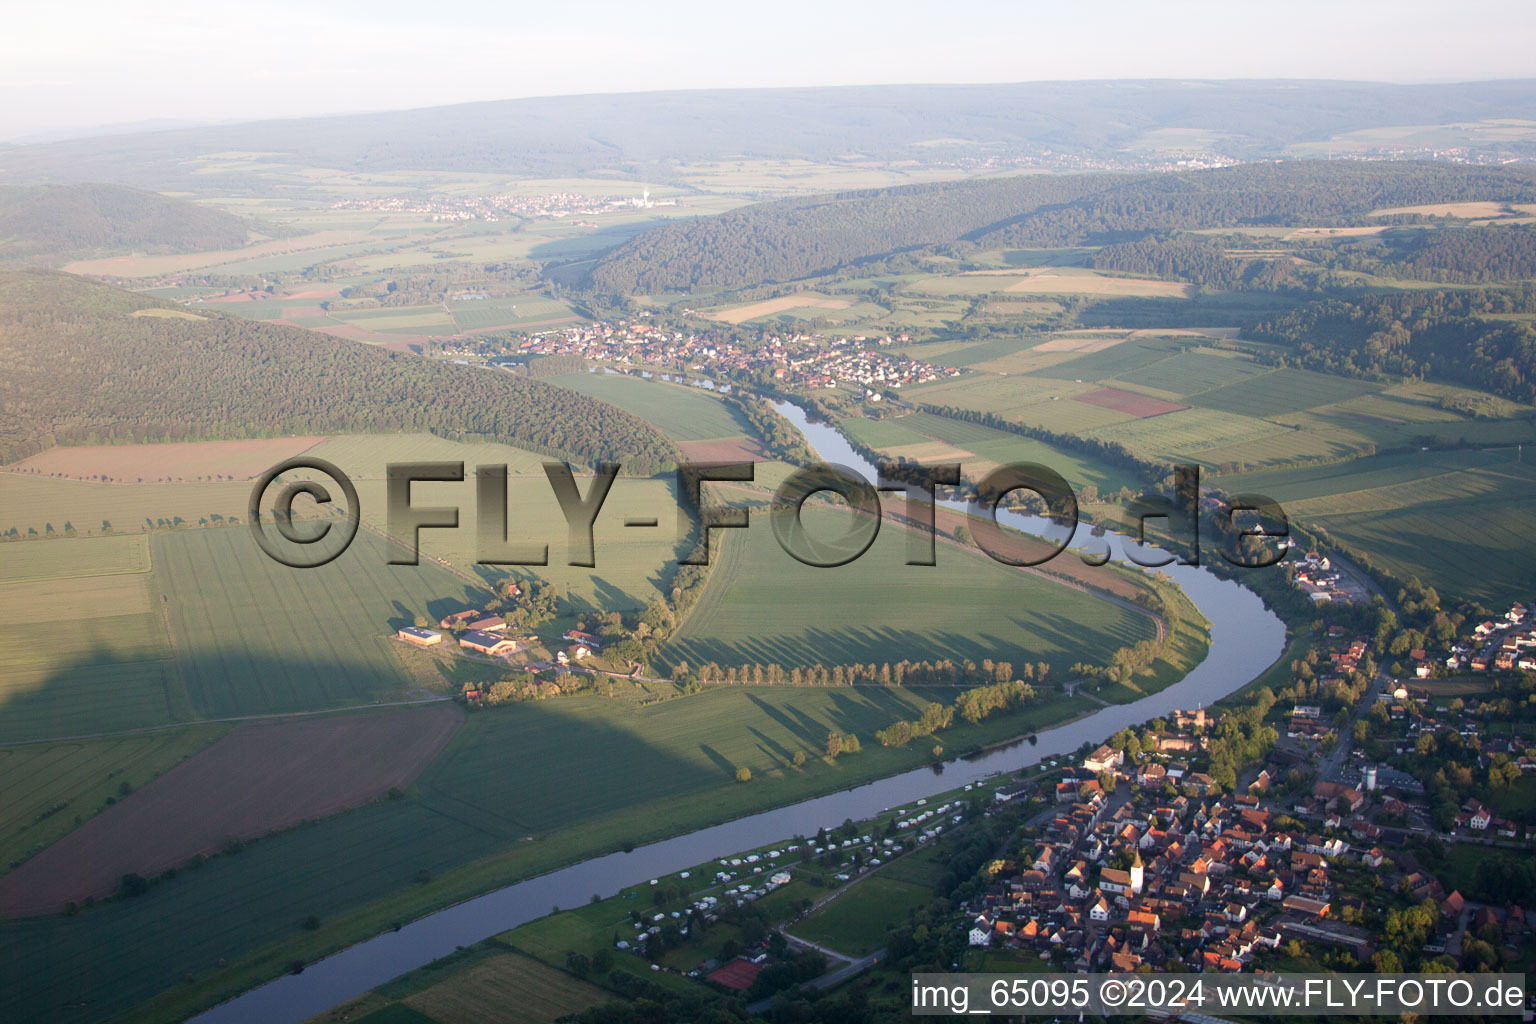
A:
331;190;676;223
439;319;960;392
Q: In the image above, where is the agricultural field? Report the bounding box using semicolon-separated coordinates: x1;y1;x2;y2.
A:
448;295;579;332
0;684;1086;1024
893;329;1535;474
1184;368;1381;419
0;726;226;875
0;473;253;543
9;436;325;483
153;526;483;716
0;533;149;581
905;268;1193;299
327;307;457;335
402;952;608;1024
0;705;464;916
303;432;551;478
545;373;752;442
304;431;687;617
0;565;179;743
1223;450;1536;604
662;505;1158;672
1086;407;1294;463
844;411;1146;498
904;376;1129;433
1112;348;1275;397
788;875;933;956
705;294;852;325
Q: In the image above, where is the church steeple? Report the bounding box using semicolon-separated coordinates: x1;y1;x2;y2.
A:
1129;847;1145;894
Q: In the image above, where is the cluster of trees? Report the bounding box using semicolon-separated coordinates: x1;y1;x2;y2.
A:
1070;637;1166;689
875;680;1037;747
0;271;682;472
0;183;248;262
1087;234;1294;290
1201;692;1280;794
523;353;587;378
589;162;1536;293
1404;726;1533;830
1245;286;1536;404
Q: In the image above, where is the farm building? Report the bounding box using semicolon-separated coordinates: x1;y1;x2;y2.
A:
439;609;480;630
467;616;507;632
397;626;443;646
459;630;518;656
563;629;603;649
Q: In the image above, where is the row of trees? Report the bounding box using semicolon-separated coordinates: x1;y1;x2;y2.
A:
671;657;1050;688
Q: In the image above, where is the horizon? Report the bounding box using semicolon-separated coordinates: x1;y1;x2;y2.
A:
9;74;1536;147
4;0;1535;142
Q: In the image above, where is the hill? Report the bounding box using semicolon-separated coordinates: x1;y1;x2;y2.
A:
0;270;681;471
0;184;248;262
3;80;1536;189
588;162;1536;293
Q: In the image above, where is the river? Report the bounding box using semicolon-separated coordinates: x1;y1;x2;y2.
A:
188;400;1285;1024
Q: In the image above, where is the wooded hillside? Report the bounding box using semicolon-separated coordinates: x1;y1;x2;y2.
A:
588;163;1536;293
0;184;249;261
0;271;681;472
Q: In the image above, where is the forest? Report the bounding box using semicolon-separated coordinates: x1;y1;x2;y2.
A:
1087;235;1296;290
0;183;249;261
0;270;681;472
1245;286;1536;404
588;163;1536;293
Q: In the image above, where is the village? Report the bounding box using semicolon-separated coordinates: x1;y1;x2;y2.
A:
961;665;1536;977
435;318;961;392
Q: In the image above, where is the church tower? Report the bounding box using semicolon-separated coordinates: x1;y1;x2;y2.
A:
1129;848;1144;895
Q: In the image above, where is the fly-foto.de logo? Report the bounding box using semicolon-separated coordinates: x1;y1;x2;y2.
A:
248;458;1290;572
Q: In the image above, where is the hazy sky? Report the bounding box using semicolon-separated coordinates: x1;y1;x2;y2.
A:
3;0;1533;141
